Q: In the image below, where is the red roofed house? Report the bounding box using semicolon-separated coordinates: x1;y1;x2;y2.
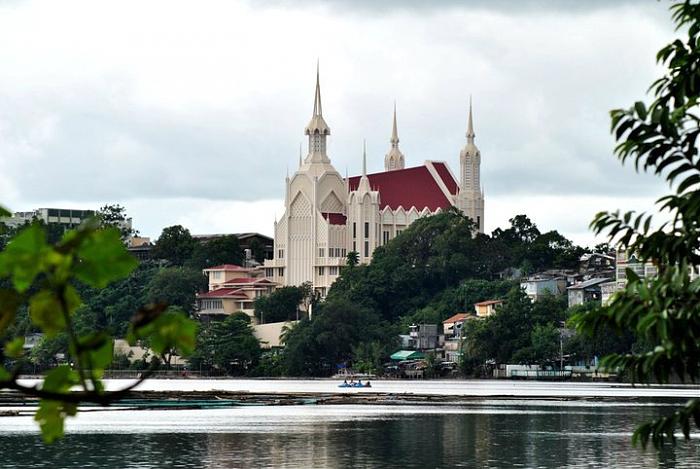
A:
197;264;278;322
264;68;485;297
474;300;503;318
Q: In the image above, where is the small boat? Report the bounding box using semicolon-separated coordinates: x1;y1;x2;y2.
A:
337;383;353;388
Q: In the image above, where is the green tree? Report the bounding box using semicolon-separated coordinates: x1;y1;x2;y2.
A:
574;0;700;448
145;267;207;315
186;235;243;271
191;313;261;375
151;225;195;266
346;250;359;267
254;285;304;323
0;213;197;442
96;204;137;240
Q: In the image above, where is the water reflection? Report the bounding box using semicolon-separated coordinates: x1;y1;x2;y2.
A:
0;404;698;468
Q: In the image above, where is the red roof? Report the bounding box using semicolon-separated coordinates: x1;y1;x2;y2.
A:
443;313;469;324
475;300;503;306
223;277;274;285
431;162;459;194
348;164;453;211
197;288;247;299
322;212;347;225
203;264;249;271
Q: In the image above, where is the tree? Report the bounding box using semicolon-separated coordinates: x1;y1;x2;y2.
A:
0;213;197;442
186;235;243;271
346;250;359;267
151;225;195;266
190;313;261;375
254;285;305;323
574;0;700;449
96;204;137;240
145;267;207;315
249;238;267;263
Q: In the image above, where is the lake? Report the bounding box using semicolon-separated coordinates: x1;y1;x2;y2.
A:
1;380;699;468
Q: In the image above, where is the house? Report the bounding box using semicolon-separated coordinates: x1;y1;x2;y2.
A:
520;276;566;301
196;264;278;322
408;323;441;351
579;252;615;276
390;350;426;361
474;300;502;317
567;277;611;307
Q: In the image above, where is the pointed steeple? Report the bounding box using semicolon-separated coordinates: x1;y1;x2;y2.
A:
391;102;399;145
384;101;405;171
304;62;331;164
363;139;367;176
467;95;475;142
312;60;322;118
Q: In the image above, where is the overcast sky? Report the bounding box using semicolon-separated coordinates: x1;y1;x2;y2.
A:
0;0;678;246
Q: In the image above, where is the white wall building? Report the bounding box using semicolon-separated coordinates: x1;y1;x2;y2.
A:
264;68;485;296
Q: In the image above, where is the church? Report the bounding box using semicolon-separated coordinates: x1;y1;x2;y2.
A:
263;69;485;296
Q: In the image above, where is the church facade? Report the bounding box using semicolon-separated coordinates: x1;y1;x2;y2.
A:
263;70;485;296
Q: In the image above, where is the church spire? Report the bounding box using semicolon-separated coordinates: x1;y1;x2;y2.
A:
312;60;322;118
384;101;405;171
391;102;399;145
304;61;330;164
467;95;475;143
363;139;367;176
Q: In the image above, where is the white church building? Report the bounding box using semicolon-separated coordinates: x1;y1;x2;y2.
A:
263;69;485;296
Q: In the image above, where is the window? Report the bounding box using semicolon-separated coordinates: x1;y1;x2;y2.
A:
329;266;339;275
318;267;325;276
265;268;273;277
353;222;357;238
364;241;369;258
364;222;369;238
396;229;403;236
278;268;284;276
278;249;284;259
319;248;325;258
476;216;481;228
353;242;356;252
383;231;389;245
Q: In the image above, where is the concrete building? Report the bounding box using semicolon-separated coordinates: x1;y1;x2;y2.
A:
521;276;566;301
566;277;611;307
2;207;99;230
196;264;277;321
264;67;485;297
474;300;502;317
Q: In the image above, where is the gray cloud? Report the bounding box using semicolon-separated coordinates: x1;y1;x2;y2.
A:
0;0;678;243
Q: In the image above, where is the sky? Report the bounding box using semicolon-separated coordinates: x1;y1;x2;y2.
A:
0;0;678;246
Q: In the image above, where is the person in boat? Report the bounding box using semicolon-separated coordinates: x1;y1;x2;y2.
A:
343;379;348;385
365;380;371;387
357;379;363;386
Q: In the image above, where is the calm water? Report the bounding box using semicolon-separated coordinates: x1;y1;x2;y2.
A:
1;401;699;468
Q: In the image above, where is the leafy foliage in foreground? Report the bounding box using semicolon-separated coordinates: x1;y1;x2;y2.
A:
573;0;700;449
0;216;197;442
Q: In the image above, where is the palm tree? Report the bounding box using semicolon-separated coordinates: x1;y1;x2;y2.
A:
346;250;359;267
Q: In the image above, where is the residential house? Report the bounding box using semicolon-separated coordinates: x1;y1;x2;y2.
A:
520;276;566;301
474;300;502;317
567;277;611;307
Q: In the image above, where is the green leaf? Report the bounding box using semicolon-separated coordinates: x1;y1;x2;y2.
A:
129;308;197;357
0;206;10;218
78;332;113;371
0;365;10;381
0;224;48;292
0;289;22;334
73;228;137;288
4;336;24;358
35;399;77;444
29;290;66;335
41;365;80;393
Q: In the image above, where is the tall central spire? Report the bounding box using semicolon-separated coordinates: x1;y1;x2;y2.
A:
467;96;475;143
304;61;330;164
391;102;399;146
384;101;405;171
312;61;322;117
